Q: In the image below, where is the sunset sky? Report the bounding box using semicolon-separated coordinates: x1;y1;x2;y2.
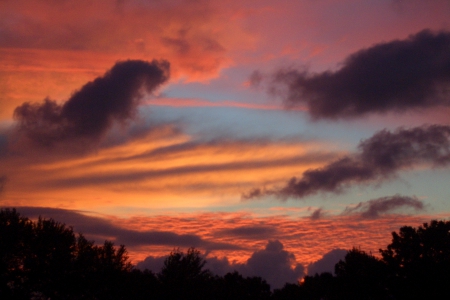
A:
1;0;450;289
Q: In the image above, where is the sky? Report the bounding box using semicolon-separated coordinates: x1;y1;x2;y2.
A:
1;0;450;289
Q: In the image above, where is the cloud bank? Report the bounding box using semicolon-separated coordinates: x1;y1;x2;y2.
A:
307;248;347;276
244;125;450;200
138;240;304;290
13;207;238;251
13;59;169;148
271;30;450;119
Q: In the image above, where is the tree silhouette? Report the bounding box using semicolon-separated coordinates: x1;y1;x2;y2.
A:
0;208;33;299
380;220;450;299
0;208;135;299
214;271;271;300
334;248;389;299
158;247;214;299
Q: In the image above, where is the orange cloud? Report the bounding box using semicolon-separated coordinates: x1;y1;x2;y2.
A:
0;0;256;120
0;124;337;209
145;97;306;111
109;211;439;266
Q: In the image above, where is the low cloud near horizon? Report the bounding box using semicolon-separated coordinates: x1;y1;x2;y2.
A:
138;240;305;290
11;206;239;251
307;249;348;276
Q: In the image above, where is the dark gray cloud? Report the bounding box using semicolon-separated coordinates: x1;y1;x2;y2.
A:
343;195;424;219
241;240;304;289
137;240;305;290
13;59;169;147
271;29;450;119
307;249;347;276
136;255;167;273
244;125;450;200
310;208;324;220
10;207;239;250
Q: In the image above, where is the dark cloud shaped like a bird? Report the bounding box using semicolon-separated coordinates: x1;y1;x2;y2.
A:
343;195;424;219
271;29;450;119
13;59;169;148
243;125;450;200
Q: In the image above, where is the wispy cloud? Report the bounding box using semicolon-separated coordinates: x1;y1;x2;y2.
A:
244;125;450;200
145;98;303;111
343;195;424;219
13;207;240;250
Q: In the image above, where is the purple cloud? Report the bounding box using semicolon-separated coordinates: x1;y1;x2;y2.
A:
244;125;450;200
343;195;424;219
270;30;450;119
14;60;169;148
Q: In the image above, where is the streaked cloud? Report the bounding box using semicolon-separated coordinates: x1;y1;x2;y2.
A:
13;206;240;250
244;125;450;200
1;124;335;208
343;195;424;219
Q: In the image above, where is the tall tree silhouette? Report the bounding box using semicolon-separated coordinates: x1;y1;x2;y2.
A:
380;220;450;299
334;248;389;299
158;247;213;299
0;208;135;299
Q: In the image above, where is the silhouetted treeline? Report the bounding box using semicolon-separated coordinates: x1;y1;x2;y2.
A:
272;220;450;300
1;208;450;299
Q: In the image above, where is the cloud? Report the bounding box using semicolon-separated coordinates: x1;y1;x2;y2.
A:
137;240;305;290
0;0;242;84
310;208;324;220
214;225;279;239
307;248;347;276
244;125;450;199
241;240;305;289
271;29;450;119
11;207;239;251
13;59;169;148
343;195;424;219
136;256;167;274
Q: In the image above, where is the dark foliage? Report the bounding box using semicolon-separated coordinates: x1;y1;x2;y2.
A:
0;208;144;299
380;220;450;299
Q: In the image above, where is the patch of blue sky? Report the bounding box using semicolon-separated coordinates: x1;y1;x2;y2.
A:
142;104;376;151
